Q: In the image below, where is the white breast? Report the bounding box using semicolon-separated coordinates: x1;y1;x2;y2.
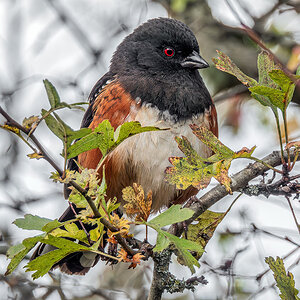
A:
113;104;212;211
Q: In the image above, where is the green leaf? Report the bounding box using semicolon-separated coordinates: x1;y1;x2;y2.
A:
152;229;203;273
153;231;170;252
43;79;60;108
51;223;89;244
41;220;62;233
67;120;162;160
25;235;91;279
190;124;234;158
254;51;280;109
5;236;43;275
268;69;294;93
269;69;296;107
14;214;54;231
186;210;225;255
6;243;26;259
41;110;91;155
115;121;162;145
68;168;101;209
164;231;203;273
67;120;114;159
213;50;257;87
41;109;65;140
147;205;194;228
265;256;300;300
249;86;285;111
257;51;280;88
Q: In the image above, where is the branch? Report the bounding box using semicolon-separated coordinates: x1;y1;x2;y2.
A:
0;106;136;256
148;150;299;299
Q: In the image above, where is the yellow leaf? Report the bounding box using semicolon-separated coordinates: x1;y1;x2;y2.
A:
27;153;43;160
22;116;39;130
122;183;152;221
109;213;130;237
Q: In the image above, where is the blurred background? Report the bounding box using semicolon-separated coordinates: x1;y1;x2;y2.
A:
0;0;299;299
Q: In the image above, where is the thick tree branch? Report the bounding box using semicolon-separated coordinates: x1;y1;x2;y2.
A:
147;150;299;300
170;150;299;236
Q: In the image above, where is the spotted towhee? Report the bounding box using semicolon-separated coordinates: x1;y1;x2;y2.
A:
32;17;218;275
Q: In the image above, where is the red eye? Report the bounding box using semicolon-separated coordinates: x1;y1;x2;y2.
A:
164;47;175;57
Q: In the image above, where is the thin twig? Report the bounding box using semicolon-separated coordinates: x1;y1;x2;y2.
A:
0;106;136;256
285;196;300;235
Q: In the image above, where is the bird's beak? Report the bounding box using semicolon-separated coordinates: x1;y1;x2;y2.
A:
181;50;209;69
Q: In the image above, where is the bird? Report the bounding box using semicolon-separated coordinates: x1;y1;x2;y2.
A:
32;17;218;275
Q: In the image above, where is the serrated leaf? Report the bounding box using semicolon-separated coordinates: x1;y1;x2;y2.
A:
153;229;203;273
265;256;300;300
5;236;43;275
67;121;161;160
258;52;280;88
67;120;114;159
269;69;296;107
164;231;203;273
186;210;225;251
25;235;91;279
249;86;285;111
122;183;152;221
68;168;100;209
14;214;54;231
165;125;255;193
165;155;211;190
190;124;234;158
43;79;60;108
213;50;257;87
147;205;194;228
51;223;89;244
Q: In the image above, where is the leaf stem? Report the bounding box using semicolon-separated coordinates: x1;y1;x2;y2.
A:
274;113;285;165
285;196;300;236
249;156;283;174
282;109;291;170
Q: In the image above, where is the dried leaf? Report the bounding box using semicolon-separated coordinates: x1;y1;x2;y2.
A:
122;183;152;221
22;116;39;130
286;141;300;149
109;213;130;237
129;253;144;269
27;152;43;160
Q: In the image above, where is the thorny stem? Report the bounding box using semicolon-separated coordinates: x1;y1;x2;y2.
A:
0;106;136;256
